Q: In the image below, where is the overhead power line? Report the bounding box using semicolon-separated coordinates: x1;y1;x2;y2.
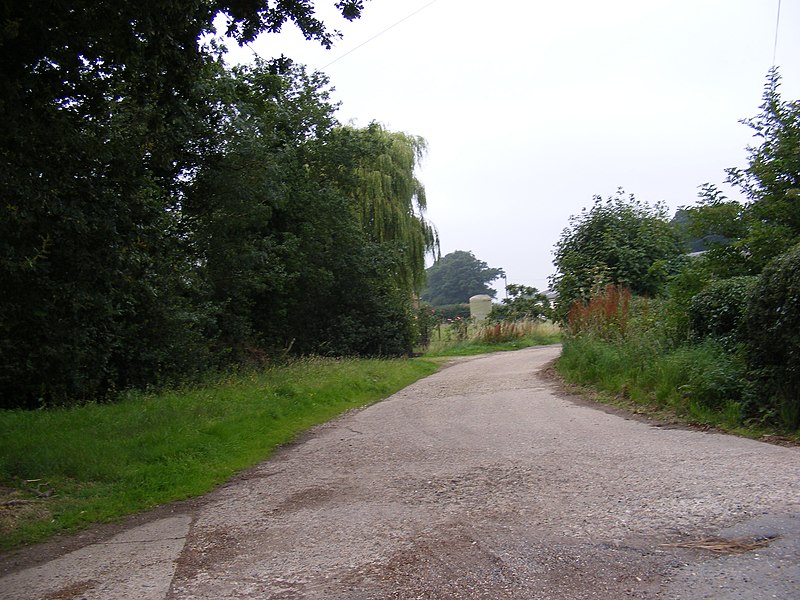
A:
772;0;782;66
321;0;443;70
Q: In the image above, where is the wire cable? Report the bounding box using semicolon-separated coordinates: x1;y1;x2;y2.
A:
320;0;443;69
772;0;782;66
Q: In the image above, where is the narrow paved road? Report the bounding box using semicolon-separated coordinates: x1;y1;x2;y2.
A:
2;346;799;599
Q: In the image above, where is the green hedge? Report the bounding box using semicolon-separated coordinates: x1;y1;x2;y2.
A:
745;243;800;429
688;276;758;349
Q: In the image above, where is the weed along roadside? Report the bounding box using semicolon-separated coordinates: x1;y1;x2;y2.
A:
0;357;438;551
555;284;800;445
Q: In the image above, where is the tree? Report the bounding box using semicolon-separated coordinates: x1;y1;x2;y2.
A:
0;1;369;407
183;59;341;359
674;185;753;279
319;123;439;293
727;67;800;271
421;251;505;306
491;284;551;321
185;62;435;359
551;190;683;321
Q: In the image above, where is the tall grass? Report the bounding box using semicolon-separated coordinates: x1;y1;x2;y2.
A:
423;319;560;357
556;285;769;435
558;335;747;423
0;357;438;550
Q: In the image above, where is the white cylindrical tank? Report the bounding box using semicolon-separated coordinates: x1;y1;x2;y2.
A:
469;294;493;322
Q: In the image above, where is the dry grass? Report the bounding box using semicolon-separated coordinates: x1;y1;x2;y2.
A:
0;486;52;538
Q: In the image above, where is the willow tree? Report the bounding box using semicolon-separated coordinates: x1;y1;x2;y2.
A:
320;123;439;293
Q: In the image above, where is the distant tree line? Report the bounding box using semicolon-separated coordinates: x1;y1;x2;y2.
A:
0;1;439;409
553;69;800;431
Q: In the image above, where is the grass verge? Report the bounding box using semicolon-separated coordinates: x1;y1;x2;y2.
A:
0;357;438;551
555;336;800;444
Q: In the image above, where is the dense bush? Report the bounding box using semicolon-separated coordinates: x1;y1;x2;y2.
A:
555;71;800;435
490;284;551;322
745;243;800;428
688;276;758;349
0;55;436;408
551;190;683;321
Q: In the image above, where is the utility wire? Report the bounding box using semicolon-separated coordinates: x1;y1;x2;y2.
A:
772;0;782;66
320;0;443;69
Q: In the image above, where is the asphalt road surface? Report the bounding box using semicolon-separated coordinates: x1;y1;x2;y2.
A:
1;346;798;599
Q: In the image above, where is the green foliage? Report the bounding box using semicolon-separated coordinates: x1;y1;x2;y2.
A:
478;321;557;345
688;276;758;349
0;2;441;407
677;69;800;282
421;250;505;306
0;0;224;405
0;356;437;549
677;185;748;250
745;243;800;429
660;255;711;342
490;284;551;322
320;123;439;293
183;59;339;361
558;287;751;426
552;70;800;436
414;303;439;350
727;68;800;271
551;189;684;321
558;334;748;419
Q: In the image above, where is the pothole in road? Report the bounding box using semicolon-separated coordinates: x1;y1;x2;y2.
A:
661;535;779;554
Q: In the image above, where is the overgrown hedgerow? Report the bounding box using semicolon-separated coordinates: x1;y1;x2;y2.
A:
688;276;759;350
745;243;800;428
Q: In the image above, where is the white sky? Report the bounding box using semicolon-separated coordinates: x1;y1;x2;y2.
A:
221;0;800;294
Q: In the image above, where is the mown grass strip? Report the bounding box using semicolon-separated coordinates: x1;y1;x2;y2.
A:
0;357;438;551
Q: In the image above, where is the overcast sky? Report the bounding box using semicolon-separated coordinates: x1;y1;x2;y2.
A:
221;0;800;294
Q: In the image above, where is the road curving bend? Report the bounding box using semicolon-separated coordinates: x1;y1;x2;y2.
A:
1;345;798;598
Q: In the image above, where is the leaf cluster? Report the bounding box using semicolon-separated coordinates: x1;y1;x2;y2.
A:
688;276;758;350
551;189;683;321
490;284;551;322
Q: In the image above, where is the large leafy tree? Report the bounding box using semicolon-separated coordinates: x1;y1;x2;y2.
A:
727;68;800;271
319;123;439;293
186;60;429;358
674;68;799;283
551;190;683;320
183;59;338;358
421;251;505;306
0;1;368;407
